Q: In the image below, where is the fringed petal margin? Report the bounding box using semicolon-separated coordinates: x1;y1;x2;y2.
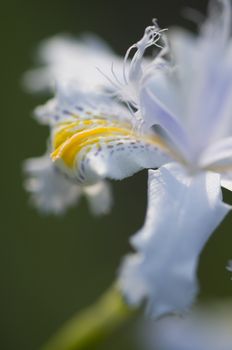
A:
23;154;113;216
119;163;230;317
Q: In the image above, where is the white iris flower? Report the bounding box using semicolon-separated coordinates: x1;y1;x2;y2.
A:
24;0;232;316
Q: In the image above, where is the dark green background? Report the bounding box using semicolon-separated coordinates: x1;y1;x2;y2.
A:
1;0;232;349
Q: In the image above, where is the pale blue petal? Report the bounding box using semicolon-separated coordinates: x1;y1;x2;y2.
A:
199;137;232;170
139;85;190;158
169;0;232;154
144;304;232;350
119;163;230;317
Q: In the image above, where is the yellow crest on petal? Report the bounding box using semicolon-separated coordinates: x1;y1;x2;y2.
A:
50;116;171;183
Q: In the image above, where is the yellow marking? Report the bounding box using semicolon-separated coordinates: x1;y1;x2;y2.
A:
52;119;130;149
53;122;81;149
51;126;132;167
50;117;172;170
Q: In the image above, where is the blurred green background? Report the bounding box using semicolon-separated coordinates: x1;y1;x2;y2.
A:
1;0;232;349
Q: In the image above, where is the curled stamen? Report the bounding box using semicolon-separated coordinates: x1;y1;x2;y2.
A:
105;20;168;94
123;44;137;84
98;20;169;124
125;22;166;81
124;20;168;85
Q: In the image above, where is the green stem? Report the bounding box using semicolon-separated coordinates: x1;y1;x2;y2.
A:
40;284;136;350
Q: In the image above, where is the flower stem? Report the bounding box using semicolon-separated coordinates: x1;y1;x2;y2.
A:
40;284;135;350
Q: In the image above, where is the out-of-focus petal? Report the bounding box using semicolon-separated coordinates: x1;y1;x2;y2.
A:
34;81;131;126
119;163;230;317
23;155;82;214
139;83;190;159
169;0;232;154
143;66;182;122
23;154;113;216
83;181;112;215
199;137;232;172
23;34;123;93
143;302;232;350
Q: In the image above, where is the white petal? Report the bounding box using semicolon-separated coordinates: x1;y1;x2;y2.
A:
34;81;131;126
169;28;197;75
23;34;123;93
199;137;232;172
144;303;232;350
23;154;112;216
83;181;113;215
144;66;182;122
169;1;232;153
32;82;171;185
48;84;171;184
23;155;82;214
119;163;230;317
139;83;189;158
51;119;171;184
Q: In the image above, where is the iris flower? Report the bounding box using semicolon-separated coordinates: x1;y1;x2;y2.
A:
24;0;232;316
